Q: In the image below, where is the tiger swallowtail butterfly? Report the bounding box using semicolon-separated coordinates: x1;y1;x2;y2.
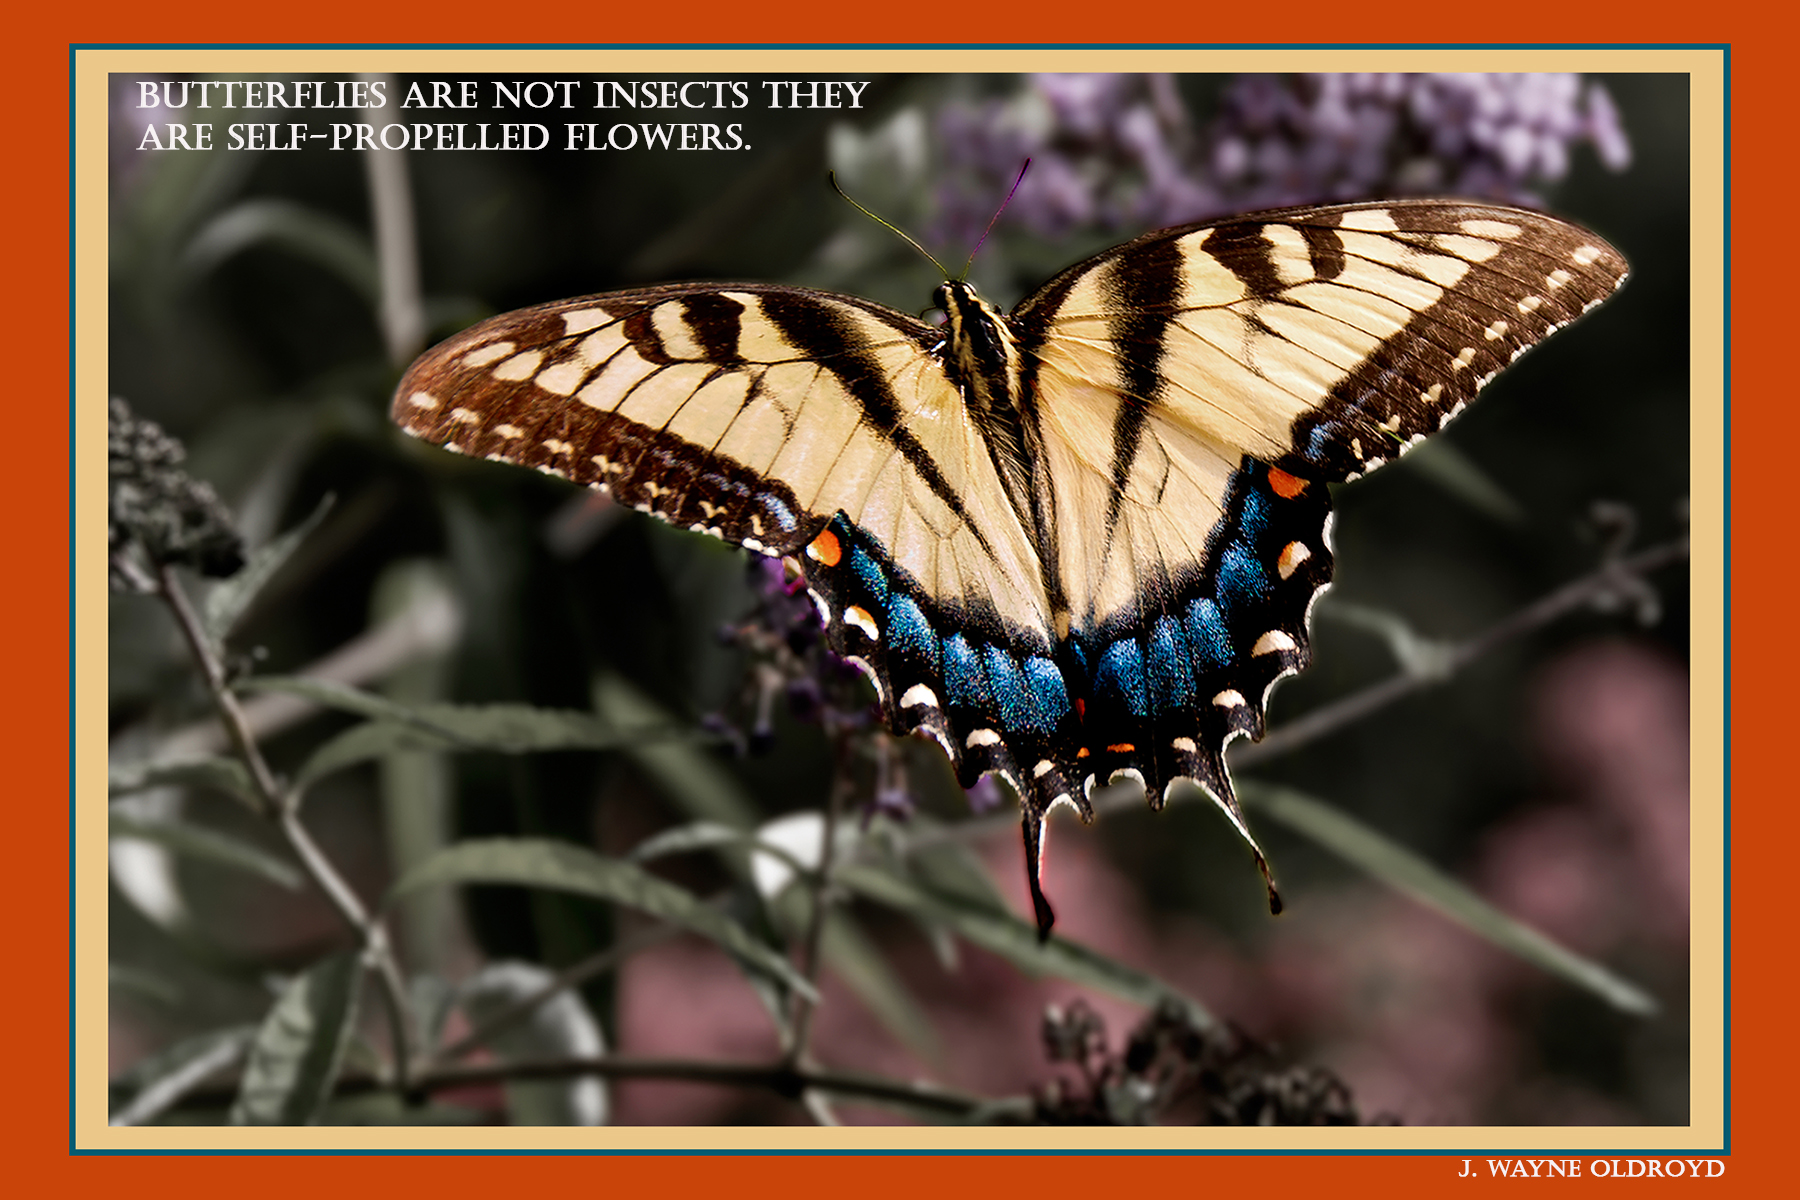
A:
392;198;1628;935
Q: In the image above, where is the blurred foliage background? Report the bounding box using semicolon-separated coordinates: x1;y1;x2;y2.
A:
107;71;1691;1126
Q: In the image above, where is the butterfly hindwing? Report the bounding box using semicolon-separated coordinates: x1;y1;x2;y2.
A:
393;198;1627;936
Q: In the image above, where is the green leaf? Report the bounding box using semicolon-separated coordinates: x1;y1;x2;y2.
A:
230;953;362;1125
386;837;813;999
181;198;379;302
110;1025;257;1127
108;755;257;807
203;495;334;645
237;673;431;724
294;706;684;787
1241;781;1658;1016
627;820;756;864
109;812;304;890
1400;437;1527;527
835;864;1212;1029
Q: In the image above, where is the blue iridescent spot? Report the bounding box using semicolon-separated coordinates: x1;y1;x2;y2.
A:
848;544;889;605
1095;639;1149;718
1237;484;1271;543
942;634;985;710
1306;423;1337;459
886;594;938;675
984;646;1049;735
1023;656;1070;726
1217;542;1272;623
1184;597;1232;673
1145;616;1194;712
757;493;798;533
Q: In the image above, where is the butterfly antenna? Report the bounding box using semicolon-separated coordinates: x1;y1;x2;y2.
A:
828;171;949;279
958;158;1031;281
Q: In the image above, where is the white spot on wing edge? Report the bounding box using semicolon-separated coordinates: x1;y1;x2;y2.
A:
492;350;545;382
562;308;611;335
1459;219;1521;239
1571;245;1603;266
966;728;1002;749
408;391;439;410
843;605;880;641
901;684;940;711
1212;689;1247;709
460;341;515;368
1252;630;1297;656
1277;541;1311;580
1338;208;1397;232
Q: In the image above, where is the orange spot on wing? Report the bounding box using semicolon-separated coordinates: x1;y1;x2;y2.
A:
1074;698;1086;721
1266;467;1307;499
806;529;842;567
1075;747;1090;759
1106;743;1136;754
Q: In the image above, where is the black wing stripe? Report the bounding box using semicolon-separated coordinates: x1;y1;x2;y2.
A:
758;292;1001;562
1100;243;1184;539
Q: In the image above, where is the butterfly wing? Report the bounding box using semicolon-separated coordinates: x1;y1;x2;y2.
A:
392;282;1064;782
1010;200;1628;890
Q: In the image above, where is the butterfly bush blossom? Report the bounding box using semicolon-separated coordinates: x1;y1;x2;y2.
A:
933;72;1632;248
705;557;879;755
109;396;244;589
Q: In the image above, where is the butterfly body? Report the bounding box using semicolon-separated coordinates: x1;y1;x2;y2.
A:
393;199;1627;934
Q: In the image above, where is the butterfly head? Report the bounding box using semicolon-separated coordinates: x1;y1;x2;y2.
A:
933;280;1014;379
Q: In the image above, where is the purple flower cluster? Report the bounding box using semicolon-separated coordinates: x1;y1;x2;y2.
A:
1033;998;1383;1125
933;72;1631;249
704;557;878;756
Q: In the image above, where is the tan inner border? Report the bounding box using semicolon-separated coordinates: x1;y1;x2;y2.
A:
78;45;1727;1152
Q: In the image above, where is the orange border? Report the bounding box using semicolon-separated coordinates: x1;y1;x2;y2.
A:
22;1;1776;1195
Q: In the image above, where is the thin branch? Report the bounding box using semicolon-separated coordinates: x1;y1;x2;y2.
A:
359;71;426;367
128;578;461;761
152;563;417;1094
1233;533;1689;769
784;734;852;1071
148;1053;1017;1122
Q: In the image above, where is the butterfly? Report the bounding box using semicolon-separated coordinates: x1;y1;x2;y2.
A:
391;198;1628;936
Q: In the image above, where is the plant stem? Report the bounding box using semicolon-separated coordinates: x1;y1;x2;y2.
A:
155;1053;1018;1122
359;71;426;367
784;734;851;1073
153;563;417;1094
1233;533;1689;769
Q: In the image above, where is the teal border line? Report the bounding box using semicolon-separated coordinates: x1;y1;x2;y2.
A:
74;43;1730;1156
